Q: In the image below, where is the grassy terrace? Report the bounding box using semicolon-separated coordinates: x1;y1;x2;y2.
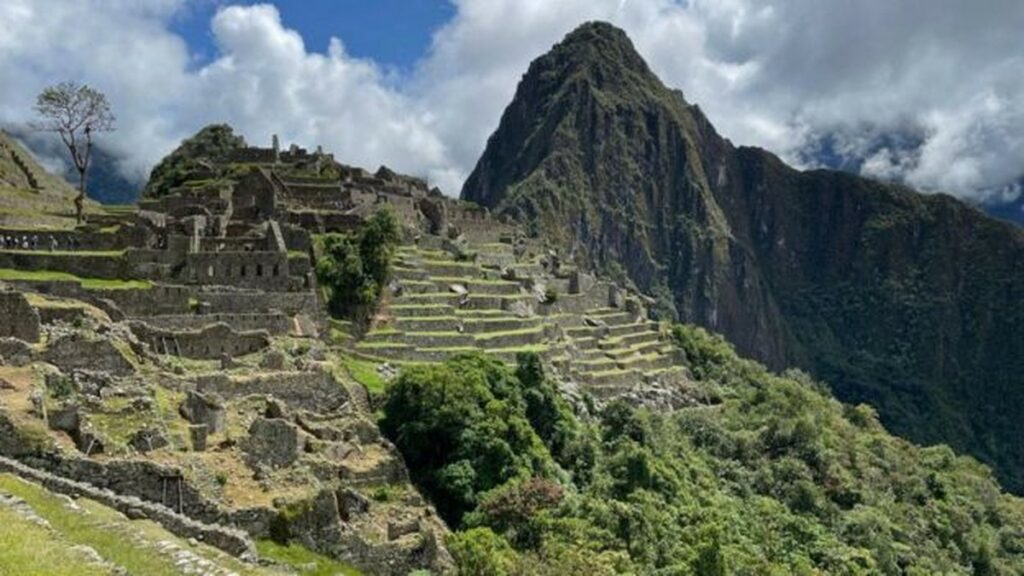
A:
0;474;271;576
0;268;151;290
0;249;126;257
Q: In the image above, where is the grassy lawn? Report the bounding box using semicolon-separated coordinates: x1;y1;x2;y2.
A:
338;354;388;395
257;540;363;576
0;505;111;576
0;474;266;576
0;268;151;290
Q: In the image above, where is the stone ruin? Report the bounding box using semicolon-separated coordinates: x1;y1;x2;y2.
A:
0;134;696;575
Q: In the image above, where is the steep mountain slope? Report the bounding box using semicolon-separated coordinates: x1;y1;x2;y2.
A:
462;22;1024;492
0;130;100;228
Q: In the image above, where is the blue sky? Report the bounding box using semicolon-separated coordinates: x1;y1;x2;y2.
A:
2;1;1023;203
172;0;455;71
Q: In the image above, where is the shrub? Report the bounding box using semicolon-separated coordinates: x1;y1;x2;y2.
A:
315;209;399;325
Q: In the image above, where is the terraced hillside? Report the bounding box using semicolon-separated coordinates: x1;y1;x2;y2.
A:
344;234;688;404
0;131;102;230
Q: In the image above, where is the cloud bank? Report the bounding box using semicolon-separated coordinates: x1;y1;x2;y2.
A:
1;0;1022;202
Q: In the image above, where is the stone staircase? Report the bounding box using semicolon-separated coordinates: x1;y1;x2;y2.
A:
348;242;683;398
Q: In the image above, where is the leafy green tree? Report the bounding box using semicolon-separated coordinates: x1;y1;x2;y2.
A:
380;354;553;525
314;208;399;325
447;527;518;576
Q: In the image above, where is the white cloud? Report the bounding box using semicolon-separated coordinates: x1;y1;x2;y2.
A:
1;0;1023;202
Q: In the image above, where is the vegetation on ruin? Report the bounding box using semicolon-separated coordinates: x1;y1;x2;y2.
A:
143;123;246;198
380;334;1024;574
314;208;400;326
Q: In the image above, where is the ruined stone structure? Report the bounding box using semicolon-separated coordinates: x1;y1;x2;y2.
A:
0;134;694;575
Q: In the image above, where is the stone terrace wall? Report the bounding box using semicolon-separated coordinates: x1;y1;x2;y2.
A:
1;281;191;319
130;321;271;359
0;455;256;557
286;211;363;234
194;368;348;412
0;251;134;280
0;290;40;342
197;290;319;316
142;312;291;335
0;226;152;252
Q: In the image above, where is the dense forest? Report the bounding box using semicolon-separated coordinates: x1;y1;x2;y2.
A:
379;328;1024;575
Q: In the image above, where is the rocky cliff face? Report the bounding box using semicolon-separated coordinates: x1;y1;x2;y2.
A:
462;22;1024;492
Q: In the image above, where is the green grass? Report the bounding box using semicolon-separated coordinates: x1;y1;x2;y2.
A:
0;268;151;290
0;249;125;257
355;341;411;350
0;474;266;575
256;540;363;576
338;354;388;395
431;276;519;286
473;326;545;341
0;505;110;576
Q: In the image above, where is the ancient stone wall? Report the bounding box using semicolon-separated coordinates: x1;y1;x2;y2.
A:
0;455;256;558
0;225;151;252
0;290;40;342
194;368;348;412
198;290;318;316
141;312;291;335
130;321;270;359
0;251;134;280
232;169;277;221
184;251;291;291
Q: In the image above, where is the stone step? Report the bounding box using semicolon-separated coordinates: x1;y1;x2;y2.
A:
616;351;675;372
585;311;635;327
598;330;661;350
420;259;482;278
461;316;542;334
606;321;659;338
392;266;429;282
484;344;558;364
392;315;462;332
388;303;454;317
573;357;619;372
473;325;547;348
603;340;667;360
396;279;441;294
403;331;476;348
431;276;523;296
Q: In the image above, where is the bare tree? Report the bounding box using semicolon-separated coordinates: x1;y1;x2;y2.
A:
33;82;115;224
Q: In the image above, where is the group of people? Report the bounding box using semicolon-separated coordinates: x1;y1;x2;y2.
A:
0;233;78;251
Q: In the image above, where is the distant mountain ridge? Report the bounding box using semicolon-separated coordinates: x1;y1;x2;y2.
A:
462;21;1024;492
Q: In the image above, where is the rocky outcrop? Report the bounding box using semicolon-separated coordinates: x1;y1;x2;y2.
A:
0;289;41;343
243;417;302;469
43;332;136;377
462;21;1024;492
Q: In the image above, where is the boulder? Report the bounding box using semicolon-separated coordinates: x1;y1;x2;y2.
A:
0;337;34;366
0;290;41;343
179;390;226;434
259;349;287;370
244;417;302;469
43;333;135;377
